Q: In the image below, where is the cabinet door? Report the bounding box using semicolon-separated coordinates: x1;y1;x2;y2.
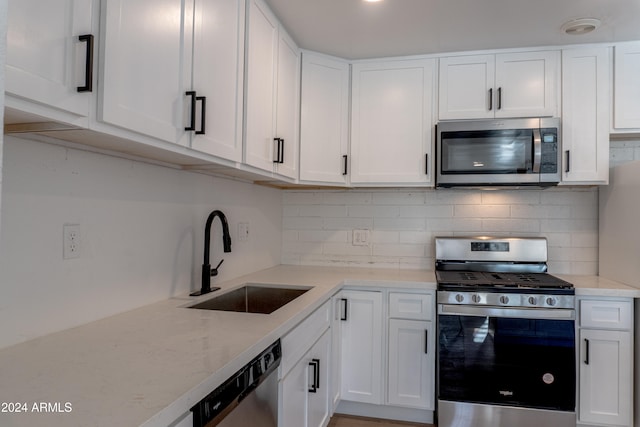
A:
351;59;436;185
561;47;610;184
579;329;632;426
438;54;495;120
245;0;279;172
280;350;308;427
495;51;559;118
188;0;244;161
613;42;640;130
300;53;350;184
274;30;300;179
100;0;186;144
340;290;383;404
330;294;343;412
307;330;331;427
6;0;94;121
387;319;434;410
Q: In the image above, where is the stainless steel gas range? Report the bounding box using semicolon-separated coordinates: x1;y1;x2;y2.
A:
435;236;576;427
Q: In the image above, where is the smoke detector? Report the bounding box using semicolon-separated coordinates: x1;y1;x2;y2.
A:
561;18;601;35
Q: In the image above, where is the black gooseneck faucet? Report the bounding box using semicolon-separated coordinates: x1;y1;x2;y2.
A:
191;210;232;296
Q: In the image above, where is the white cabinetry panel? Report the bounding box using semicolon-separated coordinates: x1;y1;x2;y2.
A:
6;0;94;123
561;47;610;184
340;290;383;404
613;42;640;131
387;319;433;409
351;59;435;186
299;52;350;184
100;0;186;144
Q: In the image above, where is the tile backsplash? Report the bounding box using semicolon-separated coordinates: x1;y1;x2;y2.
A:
282;187;598;275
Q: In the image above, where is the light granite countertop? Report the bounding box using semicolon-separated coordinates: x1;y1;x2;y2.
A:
0;265;637;427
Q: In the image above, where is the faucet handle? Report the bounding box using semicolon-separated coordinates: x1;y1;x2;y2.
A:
211;259;224;277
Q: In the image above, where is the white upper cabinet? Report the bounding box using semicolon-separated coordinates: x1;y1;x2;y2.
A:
561;47;610;184
99;0;244;158
350;58;436;186
245;0;300;179
6;0;95;125
613;42;640;132
299;52;350;185
186;0;245;161
439;51;559;120
99;0;187;144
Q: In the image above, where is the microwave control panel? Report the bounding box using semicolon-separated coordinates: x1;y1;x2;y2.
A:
540;129;558;174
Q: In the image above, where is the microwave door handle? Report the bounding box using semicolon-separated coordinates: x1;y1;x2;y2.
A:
532;129;542;173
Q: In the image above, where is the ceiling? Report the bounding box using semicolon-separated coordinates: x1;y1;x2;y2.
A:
263;0;640;59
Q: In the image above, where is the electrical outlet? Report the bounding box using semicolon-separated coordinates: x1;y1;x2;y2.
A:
238;222;250;242
63;224;81;259
352;229;370;246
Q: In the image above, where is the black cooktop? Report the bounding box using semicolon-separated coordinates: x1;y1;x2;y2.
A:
436;270;574;293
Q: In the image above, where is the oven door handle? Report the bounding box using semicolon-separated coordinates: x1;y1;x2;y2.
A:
438;304;575;320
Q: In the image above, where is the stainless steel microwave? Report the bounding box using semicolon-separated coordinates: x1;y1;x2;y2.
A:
436;118;561;187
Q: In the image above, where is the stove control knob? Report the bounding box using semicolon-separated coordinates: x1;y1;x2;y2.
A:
546;297;557;307
471;294;481;303
528;296;538;305
499;295;510;305
455;294;464;303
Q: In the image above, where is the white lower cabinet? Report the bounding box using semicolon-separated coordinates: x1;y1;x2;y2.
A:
339;290;384;404
335;289;436;418
578;298;633;427
280;302;331;427
387;292;435;410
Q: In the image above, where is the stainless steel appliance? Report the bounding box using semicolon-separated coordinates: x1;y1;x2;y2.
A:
436;118;560;187
191;340;281;427
435;237;575;427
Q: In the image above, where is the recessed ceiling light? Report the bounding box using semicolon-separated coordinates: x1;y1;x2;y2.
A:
364;0;383;3
561;18;601;35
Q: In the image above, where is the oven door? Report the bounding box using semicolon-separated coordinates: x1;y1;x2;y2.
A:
437;304;575;412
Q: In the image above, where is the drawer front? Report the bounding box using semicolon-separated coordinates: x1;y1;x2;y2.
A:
389;292;433;320
580;299;633;330
280;300;331;378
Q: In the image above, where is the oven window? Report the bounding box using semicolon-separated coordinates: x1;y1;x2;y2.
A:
441;129;533;174
438;314;575;411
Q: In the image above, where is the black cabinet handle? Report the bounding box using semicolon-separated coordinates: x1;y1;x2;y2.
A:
279;139;285;164
273;138;281;163
195;96;206;135
497;87;502;110
565;150;571;173
308;359;320;393
425;330;429;354
488;88;493;111
584;338;589;365
185;91;196;131
340;298;348;321
77;34;94;92
425;153;429;175
342;155;348;176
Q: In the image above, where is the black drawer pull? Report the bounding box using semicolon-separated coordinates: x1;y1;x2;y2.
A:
77;34;94;92
343;155;348;176
340;298;348;321
488;88;493;111
497;87;502;110
584;338;589;365
185;91;196;131
425;330;429;354
195;96;206;135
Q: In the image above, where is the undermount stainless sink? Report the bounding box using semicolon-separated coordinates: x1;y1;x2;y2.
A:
188;284;312;314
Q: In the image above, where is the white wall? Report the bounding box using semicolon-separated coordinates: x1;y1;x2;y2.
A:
0;0;7;239
282;187;598;275
0;136;282;349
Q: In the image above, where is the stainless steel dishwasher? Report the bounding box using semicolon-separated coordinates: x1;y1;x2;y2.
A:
191;340;281;427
